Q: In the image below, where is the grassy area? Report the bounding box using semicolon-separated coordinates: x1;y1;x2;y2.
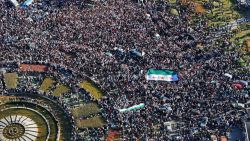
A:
230;22;250;69
71;103;101;118
39;77;55;92
168;0;177;4
79;80;104;100
193;0;240;26
245;39;250;48
238;45;249;55
76;116;106;128
191;0;249;68
170;8;179;16
3;73;18;89
231;29;250;41
52;84;70;97
238;53;250;68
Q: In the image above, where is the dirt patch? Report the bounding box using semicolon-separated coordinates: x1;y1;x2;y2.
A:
245;39;250;47
244;39;250;52
180;0;205;13
195;3;206;13
106;130;120;141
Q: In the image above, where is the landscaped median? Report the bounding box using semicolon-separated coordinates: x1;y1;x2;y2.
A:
71;103;101;118
52;84;70;97
76;116;106;128
76;80;106;128
39;77;55;93
71;102;106;129
79;80;104;100
3;73;18;89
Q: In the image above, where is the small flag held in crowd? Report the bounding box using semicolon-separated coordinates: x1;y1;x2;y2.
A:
232;83;244;90
224;73;232;79
8;0;34;8
9;0;19;7
146;69;178;81
20;0;34;8
155;33;160;39
239;80;248;86
130;49;145;57
119;103;145;113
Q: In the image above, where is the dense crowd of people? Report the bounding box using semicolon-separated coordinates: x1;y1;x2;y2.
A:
0;0;249;140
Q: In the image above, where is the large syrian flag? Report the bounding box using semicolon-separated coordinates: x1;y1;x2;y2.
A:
146;69;178;81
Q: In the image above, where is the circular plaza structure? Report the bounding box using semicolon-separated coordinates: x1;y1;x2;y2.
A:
0;100;58;141
0;62;104;140
0;115;38;141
